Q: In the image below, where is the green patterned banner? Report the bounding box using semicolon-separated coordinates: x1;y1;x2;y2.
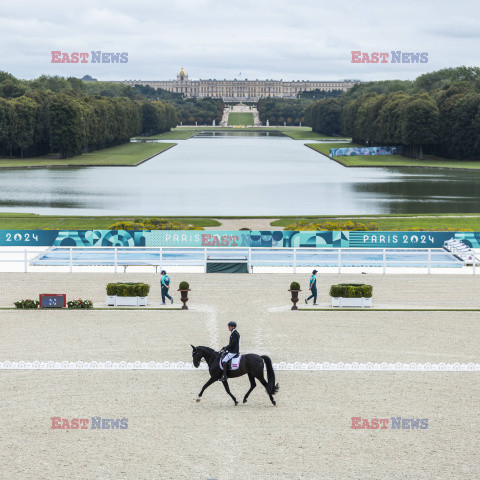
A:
0;230;478;248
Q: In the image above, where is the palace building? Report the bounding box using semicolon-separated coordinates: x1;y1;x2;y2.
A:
122;68;360;102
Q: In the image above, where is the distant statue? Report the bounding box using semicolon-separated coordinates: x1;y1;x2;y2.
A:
266;120;269;127
213;119;216;126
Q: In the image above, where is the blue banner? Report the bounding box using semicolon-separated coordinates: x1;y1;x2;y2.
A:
329;146;400;156
0;230;478;248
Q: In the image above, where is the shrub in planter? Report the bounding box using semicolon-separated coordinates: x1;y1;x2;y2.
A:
114;283;126;297
290;281;301;291
67;299;93;309
106;282;150;307
105;282;150;297
14;299;39;309
177;281;190;310
134;283;150;297
330;284;373;307
288;281;301;310
329;284;372;298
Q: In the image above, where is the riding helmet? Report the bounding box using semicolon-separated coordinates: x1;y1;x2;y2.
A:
228;321;237;328
161;270;166;274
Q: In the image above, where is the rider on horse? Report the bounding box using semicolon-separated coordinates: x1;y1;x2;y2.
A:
220;321;240;382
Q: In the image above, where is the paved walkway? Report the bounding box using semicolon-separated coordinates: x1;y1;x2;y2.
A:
252;106;261;126
220;107;229;126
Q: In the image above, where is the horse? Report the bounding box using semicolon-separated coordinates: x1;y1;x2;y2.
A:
191;345;279;406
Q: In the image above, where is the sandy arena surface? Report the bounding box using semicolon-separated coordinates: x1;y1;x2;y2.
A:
1;273;480;479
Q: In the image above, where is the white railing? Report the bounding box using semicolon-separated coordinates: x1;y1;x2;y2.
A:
0;246;475;274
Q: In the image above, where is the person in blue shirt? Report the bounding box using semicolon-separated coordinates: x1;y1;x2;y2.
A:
160;270;173;305
305;269;318;305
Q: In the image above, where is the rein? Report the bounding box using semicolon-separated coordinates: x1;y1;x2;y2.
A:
198;347;221;368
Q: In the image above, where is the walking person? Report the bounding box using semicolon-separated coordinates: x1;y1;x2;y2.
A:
305;269;318;305
219;321;240;382
160;270;173;305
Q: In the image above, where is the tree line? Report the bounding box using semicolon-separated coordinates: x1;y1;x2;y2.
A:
0;72;177;158
257;89;344;126
132;84;224;125
257;98;309;125
304;66;480;159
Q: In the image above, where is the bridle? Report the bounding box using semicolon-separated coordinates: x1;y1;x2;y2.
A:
193;347;221;368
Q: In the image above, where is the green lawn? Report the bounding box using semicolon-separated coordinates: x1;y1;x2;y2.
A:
283;131;349;140
1;212;479;230
0;143;176;169
132;130;196;140
272;215;480;231
306;142;480;170
227;112;254;126
0;215;221;230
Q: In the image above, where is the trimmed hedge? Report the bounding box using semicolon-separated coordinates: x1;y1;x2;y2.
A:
179;281;190;290
106;282;150;297
329;284;373;298
290;281;301;290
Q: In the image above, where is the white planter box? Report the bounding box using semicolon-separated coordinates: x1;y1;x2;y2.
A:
331;297;372;308
137;297;148;307
106;296;148;307
106;295;116;306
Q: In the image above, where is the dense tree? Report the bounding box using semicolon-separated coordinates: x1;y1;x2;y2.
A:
297;88;344;99
398;94;439;158
0;72;176;158
304;99;341;135
48;93;86;158
257;98;308;125
9;96;37;157
415;66;480;93
354;93;387;143
0;97;15;156
342;79;413;102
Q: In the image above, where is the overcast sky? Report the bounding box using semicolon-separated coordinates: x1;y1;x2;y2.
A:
1;0;479;82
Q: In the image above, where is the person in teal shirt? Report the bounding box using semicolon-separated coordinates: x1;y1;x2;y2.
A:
305;269;318;305
160;270;173;305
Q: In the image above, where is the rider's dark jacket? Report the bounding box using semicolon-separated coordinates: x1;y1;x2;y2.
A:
223;329;240;355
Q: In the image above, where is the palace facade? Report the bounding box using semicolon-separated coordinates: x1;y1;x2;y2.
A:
122;68;360;102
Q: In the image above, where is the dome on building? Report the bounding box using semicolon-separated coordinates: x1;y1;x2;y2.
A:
177;67;188;81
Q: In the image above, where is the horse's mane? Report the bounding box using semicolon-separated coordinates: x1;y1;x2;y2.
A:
196;346;218;355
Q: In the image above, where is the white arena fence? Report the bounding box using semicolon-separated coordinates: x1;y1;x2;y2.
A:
0;246;475;274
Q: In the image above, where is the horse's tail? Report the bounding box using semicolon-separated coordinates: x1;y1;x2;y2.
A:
261;355;279;396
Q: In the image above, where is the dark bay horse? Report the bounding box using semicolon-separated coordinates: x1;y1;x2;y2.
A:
191;345;279;406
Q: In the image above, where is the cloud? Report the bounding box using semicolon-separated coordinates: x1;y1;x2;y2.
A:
0;0;479;82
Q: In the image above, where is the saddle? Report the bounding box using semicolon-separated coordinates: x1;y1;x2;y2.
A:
219;354;242;371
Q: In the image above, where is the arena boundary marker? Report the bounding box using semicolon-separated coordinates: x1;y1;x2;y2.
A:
1;360;479;372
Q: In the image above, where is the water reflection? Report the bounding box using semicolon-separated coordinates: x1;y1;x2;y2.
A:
194;130;286;137
0;133;479;215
